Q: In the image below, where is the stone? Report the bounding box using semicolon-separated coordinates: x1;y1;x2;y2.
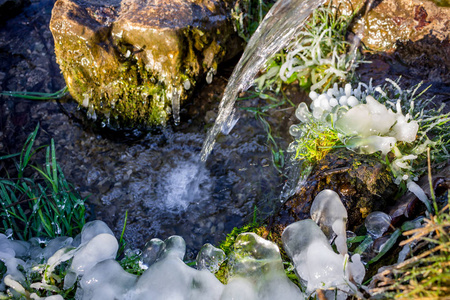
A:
275;148;398;232
49;0;242;128
340;0;450;51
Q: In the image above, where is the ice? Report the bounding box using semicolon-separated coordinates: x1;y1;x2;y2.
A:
0;234;28;283
295;102;311;123
282;219;365;296
345;136;397;156
78;259;137;300
141;238;165;267
365;211;392;239
335;98;397;138
310;189;348;254
389;114;419;143
42;237;73;260
130;236;224;300
80;220;114;244
220;278;257;300
196;243;226;274
228;233;304;300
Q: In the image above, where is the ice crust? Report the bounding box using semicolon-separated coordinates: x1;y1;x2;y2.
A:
2;191;367;300
282;190;365;297
295;83;419;157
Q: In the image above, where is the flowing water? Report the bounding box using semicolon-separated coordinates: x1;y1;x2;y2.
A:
200;0;327;162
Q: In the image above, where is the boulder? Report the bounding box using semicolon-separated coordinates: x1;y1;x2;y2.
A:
340;0;450;51
50;0;241;128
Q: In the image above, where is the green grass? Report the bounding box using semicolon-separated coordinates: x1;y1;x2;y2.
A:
0;124;86;240
0;86;68;100
238;91;295;172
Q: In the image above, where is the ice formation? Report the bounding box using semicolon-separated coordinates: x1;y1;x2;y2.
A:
1;191;367;299
364;211;392;239
292;82;419;157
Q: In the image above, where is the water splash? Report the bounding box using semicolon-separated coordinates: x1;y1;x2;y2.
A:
200;0;326;161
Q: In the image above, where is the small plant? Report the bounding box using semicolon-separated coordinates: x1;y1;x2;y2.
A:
0;124;86;240
254;2;364;94
238;91;295;171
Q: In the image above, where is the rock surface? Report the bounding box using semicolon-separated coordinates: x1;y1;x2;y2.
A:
274;148;398;232
341;0;450;51
50;0;242;128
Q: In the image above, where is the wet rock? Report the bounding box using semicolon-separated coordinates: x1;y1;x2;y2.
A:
49;0;242;128
341;0;450;51
275;148;398;231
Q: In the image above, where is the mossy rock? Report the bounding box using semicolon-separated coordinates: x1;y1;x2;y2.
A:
273;148;398;232
338;0;450;51
50;0;242;128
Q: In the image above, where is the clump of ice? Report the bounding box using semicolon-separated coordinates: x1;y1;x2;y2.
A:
365;211;392;239
196;243;226;274
310;189;348;255
2;199;368;300
282;190;366;297
227;233;304;300
293;81;420;157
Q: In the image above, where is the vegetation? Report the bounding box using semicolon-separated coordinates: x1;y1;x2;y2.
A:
0;124;86;240
231;0;276;42
370;161;450;299
254;2;363;94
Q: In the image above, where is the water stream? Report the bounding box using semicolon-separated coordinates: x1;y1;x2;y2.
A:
200;0;326;162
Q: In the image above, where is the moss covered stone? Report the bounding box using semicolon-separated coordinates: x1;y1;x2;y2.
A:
50;0;242;128
273;148;398;232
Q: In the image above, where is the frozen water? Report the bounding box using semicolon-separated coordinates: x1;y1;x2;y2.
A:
141;238;165;267
128;236;224;300
229;233;304;300
196;243;226;274
70;233;118;276
345;135;397;156
310;189;347;243
365;211;392;239
78;259;137;300
282;219;365;296
80;220;114;244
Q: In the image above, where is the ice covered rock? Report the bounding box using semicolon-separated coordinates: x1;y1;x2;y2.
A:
282;220;365;296
196;243;226;274
80;220;114;244
141;238;165;267
229;233;304;300
130;235;223;300
365;211;392;239
78;259;137;300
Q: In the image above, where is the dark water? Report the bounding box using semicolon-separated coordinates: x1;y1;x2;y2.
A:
0;0;301;258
